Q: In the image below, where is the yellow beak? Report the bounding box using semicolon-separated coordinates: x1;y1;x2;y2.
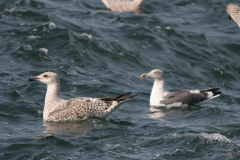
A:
141;73;148;77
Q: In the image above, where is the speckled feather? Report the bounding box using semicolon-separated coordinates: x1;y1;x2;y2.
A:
29;72;137;122
46;97;121;121
102;0;144;13
226;4;240;27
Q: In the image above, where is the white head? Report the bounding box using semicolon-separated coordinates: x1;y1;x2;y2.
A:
29;72;59;85
141;69;165;80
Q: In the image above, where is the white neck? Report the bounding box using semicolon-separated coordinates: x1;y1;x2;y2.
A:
43;82;65;120
150;79;165;106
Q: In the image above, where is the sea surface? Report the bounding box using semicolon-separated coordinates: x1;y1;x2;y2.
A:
1;0;240;159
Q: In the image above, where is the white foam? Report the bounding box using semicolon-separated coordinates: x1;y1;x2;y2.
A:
43;22;56;29
78;33;93;40
26;35;41;39
200;133;231;142
4;7;16;13
165;26;171;30
38;48;48;54
170;132;231;143
22;45;32;50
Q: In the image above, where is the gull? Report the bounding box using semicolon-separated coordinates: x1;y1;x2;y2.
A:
101;0;144;13
141;69;222;107
28;72;137;122
226;3;240;28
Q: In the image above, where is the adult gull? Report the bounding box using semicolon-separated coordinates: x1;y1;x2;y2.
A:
141;69;222;107
101;0;144;13
226;3;240;28
29;72;137;122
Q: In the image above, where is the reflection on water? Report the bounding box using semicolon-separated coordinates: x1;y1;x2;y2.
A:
43;118;109;136
148;106;201;119
148;106;177;119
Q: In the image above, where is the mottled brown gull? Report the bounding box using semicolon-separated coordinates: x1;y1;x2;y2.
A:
226;3;240;28
28;72;137;122
101;0;144;13
141;69;222;107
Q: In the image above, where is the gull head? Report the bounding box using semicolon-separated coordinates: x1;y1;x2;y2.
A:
141;69;165;80
29;72;59;85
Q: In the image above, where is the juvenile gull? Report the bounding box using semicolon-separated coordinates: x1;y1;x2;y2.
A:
29;72;137;122
226;4;240;28
141;69;222;107
101;0;144;13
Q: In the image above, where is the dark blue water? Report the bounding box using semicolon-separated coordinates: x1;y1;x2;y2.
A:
1;0;240;159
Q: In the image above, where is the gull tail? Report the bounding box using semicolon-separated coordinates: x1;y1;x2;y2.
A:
100;92;138;102
196;88;222;105
200;88;222;96
200;88;222;102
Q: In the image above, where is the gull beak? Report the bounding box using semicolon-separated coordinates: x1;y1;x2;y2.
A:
28;77;39;81
141;73;148;77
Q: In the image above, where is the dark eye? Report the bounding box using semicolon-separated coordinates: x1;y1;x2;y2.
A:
44;75;48;77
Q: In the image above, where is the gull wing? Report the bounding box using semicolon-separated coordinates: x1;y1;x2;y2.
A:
161;88;221;105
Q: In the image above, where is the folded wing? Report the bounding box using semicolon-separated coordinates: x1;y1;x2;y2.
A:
161;88;221;105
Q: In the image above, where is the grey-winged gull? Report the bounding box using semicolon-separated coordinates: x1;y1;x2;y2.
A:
226;3;240;28
141;69;222;107
28;72;137;122
101;0;144;13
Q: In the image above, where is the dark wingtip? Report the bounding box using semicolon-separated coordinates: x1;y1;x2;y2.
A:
100;92;136;102
214;91;222;96
118;94;138;102
229;15;232;20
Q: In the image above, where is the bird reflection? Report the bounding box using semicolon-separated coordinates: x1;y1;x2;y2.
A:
43;118;109;137
148;106;200;119
148;106;176;119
